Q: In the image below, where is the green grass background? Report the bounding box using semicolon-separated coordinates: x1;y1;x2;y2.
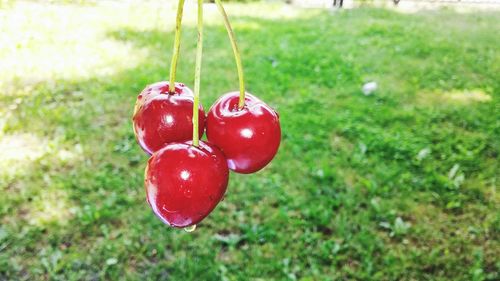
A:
0;1;499;280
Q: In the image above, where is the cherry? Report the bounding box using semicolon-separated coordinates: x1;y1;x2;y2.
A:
206;92;281;174
144;141;229;228
132;81;205;155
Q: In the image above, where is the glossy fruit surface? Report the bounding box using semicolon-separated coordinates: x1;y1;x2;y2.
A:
145;141;229;227
206;92;281;174
133;81;205;155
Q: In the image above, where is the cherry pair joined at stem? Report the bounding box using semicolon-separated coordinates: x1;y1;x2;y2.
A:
138;0;226;229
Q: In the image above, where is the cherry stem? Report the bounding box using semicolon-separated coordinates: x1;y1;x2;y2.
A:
192;0;204;147
169;0;186;94
214;0;246;109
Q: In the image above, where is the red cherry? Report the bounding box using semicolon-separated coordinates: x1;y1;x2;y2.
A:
206;92;281;174
144;141;229;228
132;81;205;155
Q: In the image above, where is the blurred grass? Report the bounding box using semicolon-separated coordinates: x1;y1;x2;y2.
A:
1;1;499;280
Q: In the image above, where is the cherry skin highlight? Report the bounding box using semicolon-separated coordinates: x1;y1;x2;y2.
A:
206;92;281;174
132;81;205;155
144;141;229;228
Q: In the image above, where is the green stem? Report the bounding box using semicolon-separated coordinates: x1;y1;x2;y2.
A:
192;0;204;147
169;0;186;93
214;0;246;109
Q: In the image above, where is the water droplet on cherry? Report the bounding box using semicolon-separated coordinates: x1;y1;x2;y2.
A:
184;225;196;232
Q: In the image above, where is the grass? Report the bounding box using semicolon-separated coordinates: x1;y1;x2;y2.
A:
1;1;499;280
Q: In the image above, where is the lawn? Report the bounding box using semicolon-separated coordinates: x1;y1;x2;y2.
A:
0;1;499;280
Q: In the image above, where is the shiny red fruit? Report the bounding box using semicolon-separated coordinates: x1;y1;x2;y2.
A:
206;92;281;174
132;81;205;155
145;141;229;228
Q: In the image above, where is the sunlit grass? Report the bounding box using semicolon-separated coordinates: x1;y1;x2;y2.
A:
0;2;161;92
0;1;306;94
0;133;47;176
25;189;74;226
417;89;493;106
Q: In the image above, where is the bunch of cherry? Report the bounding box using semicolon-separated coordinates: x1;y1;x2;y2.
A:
132;0;280;231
